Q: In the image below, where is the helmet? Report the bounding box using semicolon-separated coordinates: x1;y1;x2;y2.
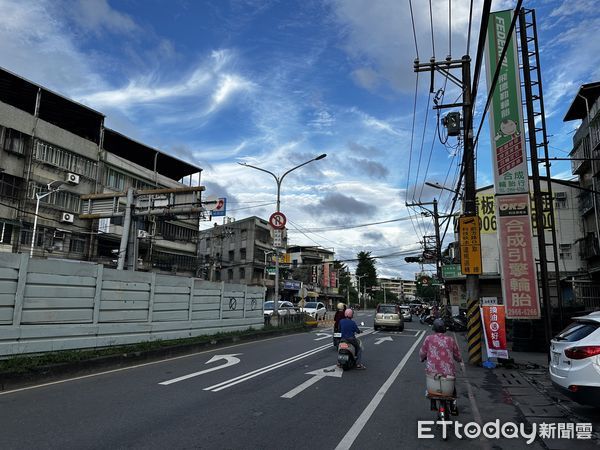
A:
344;308;354;319
337;302;345;311
432;318;446;333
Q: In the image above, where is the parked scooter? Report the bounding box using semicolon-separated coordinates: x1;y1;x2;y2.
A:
446;310;467;332
337;339;357;370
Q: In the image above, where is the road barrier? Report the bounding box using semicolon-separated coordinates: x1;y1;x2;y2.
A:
467;298;482;365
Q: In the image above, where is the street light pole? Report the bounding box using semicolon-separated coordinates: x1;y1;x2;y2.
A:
30;181;64;258
356;273;366;310
239;154;326;318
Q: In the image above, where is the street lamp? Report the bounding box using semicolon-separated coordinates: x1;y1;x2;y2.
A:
239;153;327;317
425;181;463;199
356;274;367;310
30;180;65;258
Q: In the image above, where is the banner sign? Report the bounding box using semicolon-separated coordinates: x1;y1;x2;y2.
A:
330;270;337;288
481;304;509;359
322;263;330;288
459;216;482;275
283;280;301;290
484;10;529;196
497;194;540;318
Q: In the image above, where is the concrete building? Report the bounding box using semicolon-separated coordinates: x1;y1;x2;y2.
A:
377;277;417;302
0;67;203;274
563;82;600;307
196;216;273;290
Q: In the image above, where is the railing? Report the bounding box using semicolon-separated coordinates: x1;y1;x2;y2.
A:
579;233;600;260
571;135;591;174
578;190;595;215
572;281;600;309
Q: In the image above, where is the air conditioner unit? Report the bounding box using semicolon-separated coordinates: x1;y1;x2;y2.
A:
137;230;150;239
60;212;74;223
555;192;567;200
66;173;80;185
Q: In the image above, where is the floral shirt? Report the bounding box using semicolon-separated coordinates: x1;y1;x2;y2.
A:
419;333;462;377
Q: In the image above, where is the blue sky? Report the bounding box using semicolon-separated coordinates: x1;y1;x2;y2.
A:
1;0;599;279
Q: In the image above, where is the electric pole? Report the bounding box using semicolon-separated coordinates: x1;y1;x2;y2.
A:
414;55;482;365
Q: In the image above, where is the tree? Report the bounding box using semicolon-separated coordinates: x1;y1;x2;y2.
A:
333;261;357;304
356;251;377;289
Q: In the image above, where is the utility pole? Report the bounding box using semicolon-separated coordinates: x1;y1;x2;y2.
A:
414;55;482;365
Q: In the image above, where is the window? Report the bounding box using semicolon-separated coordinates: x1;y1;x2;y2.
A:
239;268;246;280
0;222;13;244
559;243;572;260
0;173;24;201
240;248;246;261
555;192;568;209
69;235;86;254
103;167;154;192
228;250;235;262
228;269;234;281
34;140;97;179
28;182;81;212
241;229;247;240
1;127;29;155
157;220;198;241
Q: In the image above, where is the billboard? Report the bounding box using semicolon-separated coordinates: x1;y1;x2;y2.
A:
497;195;540;318
481;303;509;359
459;216;482;275
476;192;553;234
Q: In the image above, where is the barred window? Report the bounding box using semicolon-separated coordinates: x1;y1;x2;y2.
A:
0;222;13;244
34;140;97;179
156;220;198;241
28;182;81;213
104;167;154;192
1;127;29;155
0;173;24;201
69;235;86;253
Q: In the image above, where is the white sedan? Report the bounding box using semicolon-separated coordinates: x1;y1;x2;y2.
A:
263;301;297;317
301;301;327;320
549;311;600;407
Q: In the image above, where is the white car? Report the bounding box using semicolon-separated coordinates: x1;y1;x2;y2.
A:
549;311;600;407
301;301;327;320
263;301;297;317
399;305;412;322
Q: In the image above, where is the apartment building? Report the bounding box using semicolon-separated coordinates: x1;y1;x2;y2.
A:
0;67;203;274
564;82;600;306
197;216;273;289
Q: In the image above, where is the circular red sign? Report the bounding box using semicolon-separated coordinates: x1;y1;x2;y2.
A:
269;212;287;229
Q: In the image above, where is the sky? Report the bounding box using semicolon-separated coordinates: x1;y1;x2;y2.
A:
1;0;599;279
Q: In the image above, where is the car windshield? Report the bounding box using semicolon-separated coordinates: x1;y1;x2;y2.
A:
264;302;274;309
304;302;317;308
378;305;397;314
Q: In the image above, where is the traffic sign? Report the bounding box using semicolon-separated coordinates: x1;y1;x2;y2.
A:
269;212;287;229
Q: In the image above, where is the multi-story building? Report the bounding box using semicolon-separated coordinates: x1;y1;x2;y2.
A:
564;82;600;306
196;216;274;289
0;67;203;274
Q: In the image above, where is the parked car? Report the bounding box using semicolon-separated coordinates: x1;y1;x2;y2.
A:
264;301;298;317
399;305;412;322
301;301;327;320
549;311;600;408
374;304;404;331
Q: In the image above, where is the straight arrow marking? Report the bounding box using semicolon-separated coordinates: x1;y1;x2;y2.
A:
374;337;393;345
159;354;242;385
282;365;343;399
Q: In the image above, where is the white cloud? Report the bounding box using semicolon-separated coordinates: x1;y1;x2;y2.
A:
70;0;139;35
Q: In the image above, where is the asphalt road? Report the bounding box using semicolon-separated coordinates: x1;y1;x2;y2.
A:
0;311;539;449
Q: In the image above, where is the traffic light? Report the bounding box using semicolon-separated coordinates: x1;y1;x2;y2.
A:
404;256;423;263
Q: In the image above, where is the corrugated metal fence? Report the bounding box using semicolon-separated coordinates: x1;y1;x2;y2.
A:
0;254;265;357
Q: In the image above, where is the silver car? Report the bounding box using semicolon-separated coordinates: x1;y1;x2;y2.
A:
399;305;412;322
374;304;404;331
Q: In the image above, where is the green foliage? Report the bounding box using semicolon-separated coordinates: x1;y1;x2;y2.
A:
356;251;377;291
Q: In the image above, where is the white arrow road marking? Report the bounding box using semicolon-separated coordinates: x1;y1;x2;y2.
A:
374;337;393;345
314;333;332;341
282;365;343;399
159;354;242;385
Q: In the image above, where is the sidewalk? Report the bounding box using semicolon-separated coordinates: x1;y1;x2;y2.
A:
454;331;600;449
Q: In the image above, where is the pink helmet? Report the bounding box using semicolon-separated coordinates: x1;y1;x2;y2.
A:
344;308;354;319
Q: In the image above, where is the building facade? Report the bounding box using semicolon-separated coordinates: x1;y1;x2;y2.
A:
0;67;203;274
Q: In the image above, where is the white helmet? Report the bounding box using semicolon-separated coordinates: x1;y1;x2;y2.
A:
337;302;345;311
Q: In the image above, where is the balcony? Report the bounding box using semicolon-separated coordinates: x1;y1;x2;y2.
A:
579;233;600;260
571;135;591;175
578;190;595;216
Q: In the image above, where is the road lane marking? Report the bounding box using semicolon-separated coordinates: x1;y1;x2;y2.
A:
374;337;393;345
205;329;375;392
204;343;332;392
335;330;426;450
314;333;332;341
281;365;343;399
0;334;301;397
159;354;242;385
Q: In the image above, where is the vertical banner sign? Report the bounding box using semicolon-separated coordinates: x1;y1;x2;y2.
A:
481;303;509;359
497;195;540;318
485;10;540;319
322;263;330;288
459;216;482;275
330;270;337;288
311;266;317;284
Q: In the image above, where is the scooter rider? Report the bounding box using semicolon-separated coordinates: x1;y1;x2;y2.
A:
339;308;365;369
420;318;461;412
333;302;346;332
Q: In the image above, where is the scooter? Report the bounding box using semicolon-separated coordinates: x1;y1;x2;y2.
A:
337;339;357;370
426;374;458;440
446;311;467;332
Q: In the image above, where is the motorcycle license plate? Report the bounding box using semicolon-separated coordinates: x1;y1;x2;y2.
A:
333;333;342;338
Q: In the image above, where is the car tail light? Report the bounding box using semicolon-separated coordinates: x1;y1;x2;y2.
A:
568;385;579;392
564;346;600;360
